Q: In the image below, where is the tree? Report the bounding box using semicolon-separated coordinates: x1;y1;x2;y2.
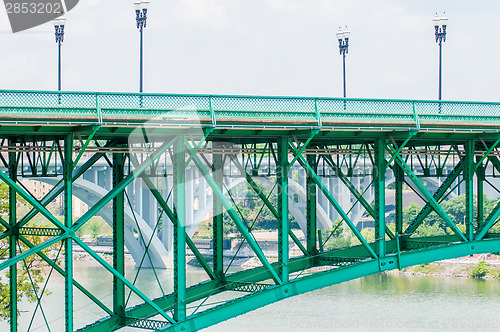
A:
469;260;490;278
0;183;53;323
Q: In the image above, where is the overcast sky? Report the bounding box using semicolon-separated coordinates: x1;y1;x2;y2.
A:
0;0;498;101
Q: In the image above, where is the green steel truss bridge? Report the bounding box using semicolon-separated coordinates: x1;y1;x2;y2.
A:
1;89;500;331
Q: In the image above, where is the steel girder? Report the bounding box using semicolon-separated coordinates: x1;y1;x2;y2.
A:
2;129;500;332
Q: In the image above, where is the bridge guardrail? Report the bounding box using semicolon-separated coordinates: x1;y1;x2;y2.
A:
0;90;499;127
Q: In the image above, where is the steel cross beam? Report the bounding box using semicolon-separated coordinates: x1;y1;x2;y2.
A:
185;142;283;285
173;136;187;321
277;136;290;282
64;134;74;331
71;138;175;232
8;138;17;332
16;143;115;229
212;141;225;281
288;143;377;259
127;155;216;281
374;139;386;258
321;153;395;239
386;145;467;242
226;153;308;255
404;161;463;236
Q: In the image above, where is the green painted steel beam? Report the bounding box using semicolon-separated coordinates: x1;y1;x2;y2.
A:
394;163;404;235
306;153;318;260
473;137;500;173
227;154;308;256
476;199;500;240
17;234;114;317
374;139;386;258
0;233;68;271
277;136;289;282
112;150;126;324
72;138;175;232
127;152;216;281
212;141;225;281
173;137;187;321
289;143;378;259
185;143;283;285
72;125;100;168
387;145;467;242
78;249;314;332
321;154;395;240
17;145;114;229
8;139;17;332
476;157;485;230
73;237;176;324
156;238;500;332
0;162;67;232
64;134;74;332
464;140;474;241
404;161;463;235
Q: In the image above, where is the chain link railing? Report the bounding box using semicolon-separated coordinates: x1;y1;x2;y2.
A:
0;90;499;127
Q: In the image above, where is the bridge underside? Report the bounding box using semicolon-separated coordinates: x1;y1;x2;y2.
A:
1;90;500;331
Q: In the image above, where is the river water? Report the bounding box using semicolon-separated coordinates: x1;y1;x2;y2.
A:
3;261;500;332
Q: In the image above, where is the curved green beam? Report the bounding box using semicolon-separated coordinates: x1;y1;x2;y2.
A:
157;238;500;332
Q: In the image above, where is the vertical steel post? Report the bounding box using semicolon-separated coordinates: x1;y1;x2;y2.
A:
476;156;485;230
139;26;143;93
464;140;474;240
394;163;404;235
8;139;17;332
58;41;62;91
374;139;386;258
277;137;289;282
64;134;73;331
306;154;318;260
112;149;125;322
438;40;442;100
212;142;224;281
343;53;346;99
173;137;186;321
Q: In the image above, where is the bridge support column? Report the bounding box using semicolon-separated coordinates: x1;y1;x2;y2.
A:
476;156;485;230
173;137;186;321
306;154;318;260
8;139;17;332
374;139;386;258
464;140;474;241
277;137;289;282
212;142;224;281
112;147;125;322
64;134;74;332
394;163;404;236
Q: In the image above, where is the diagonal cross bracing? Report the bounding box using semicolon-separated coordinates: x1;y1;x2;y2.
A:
289;143;377;259
387;145;467;242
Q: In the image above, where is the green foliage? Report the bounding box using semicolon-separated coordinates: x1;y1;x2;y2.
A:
0;224;55;323
322;220;351;250
75;217;112;240
411;262;443;274
469;260;490;278
403;202;420;225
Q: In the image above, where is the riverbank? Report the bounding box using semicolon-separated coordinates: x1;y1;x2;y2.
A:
390;254;500;279
69;242;500;280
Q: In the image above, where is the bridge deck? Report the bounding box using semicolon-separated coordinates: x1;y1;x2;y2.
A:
1;90;500;139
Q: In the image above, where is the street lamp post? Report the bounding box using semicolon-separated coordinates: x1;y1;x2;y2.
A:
336;26;350;98
433;12;448;101
135;1;149;94
53;16;66;91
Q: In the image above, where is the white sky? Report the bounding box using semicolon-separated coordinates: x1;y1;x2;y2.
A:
0;0;498;101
